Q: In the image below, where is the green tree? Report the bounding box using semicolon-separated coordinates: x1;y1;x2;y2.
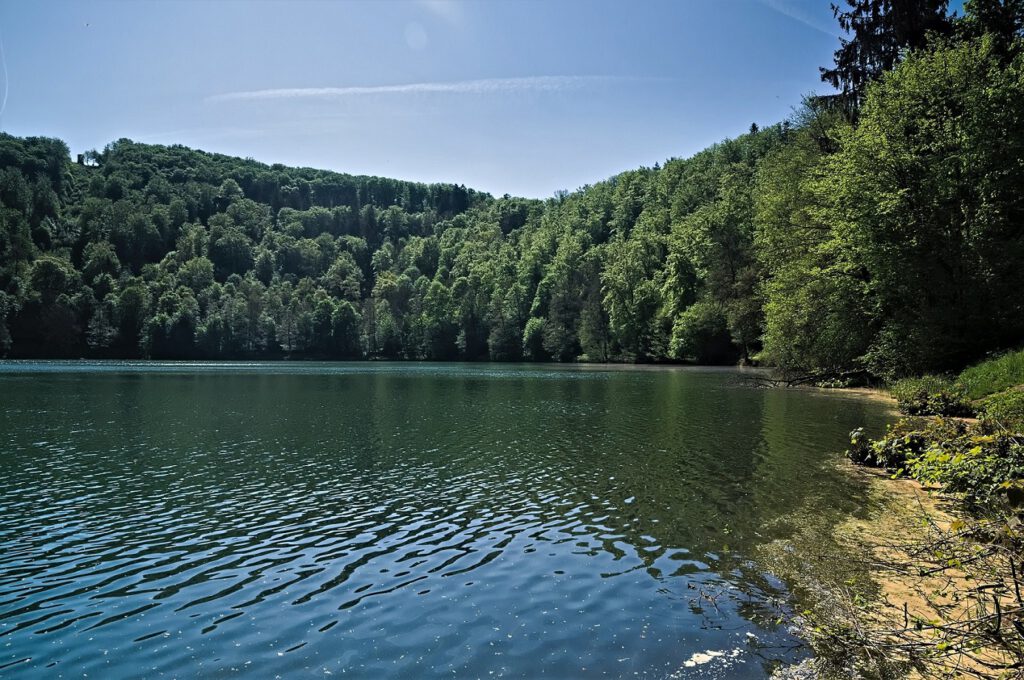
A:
819;37;1024;376
821;0;953;105
178;257;215;293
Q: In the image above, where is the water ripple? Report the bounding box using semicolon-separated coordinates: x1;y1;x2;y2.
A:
0;362;891;678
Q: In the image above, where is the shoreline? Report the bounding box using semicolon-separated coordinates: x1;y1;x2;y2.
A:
823;386;896;405
771;456;1020;679
778;366;1024;678
767;461;961;679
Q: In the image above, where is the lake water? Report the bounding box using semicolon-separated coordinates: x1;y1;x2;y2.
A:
0;362;890;678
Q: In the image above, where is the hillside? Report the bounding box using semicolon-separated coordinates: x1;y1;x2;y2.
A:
0;129;785;363
1;26;1023;375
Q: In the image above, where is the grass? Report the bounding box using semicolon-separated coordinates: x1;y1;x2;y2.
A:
979;389;1024;432
956;347;1024;400
885;348;1024;417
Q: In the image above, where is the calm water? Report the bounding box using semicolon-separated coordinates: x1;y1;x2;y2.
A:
0;362;890;678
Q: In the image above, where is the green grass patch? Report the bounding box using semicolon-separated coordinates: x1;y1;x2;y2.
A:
979;389;1024;433
956;348;1024;400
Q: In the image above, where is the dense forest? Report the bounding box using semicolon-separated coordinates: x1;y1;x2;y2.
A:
1;0;1022;380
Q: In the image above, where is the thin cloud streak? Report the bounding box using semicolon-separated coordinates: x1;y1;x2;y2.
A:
755;0;841;38
208;76;638;103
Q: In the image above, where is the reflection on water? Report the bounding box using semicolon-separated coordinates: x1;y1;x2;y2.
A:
0;362;890;678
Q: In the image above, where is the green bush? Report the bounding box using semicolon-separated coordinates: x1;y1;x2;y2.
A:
847;418;965;470
957;349;1024;400
849;417;1024;509
980;390;1024;433
889;375;972;417
847;421;927;469
908;430;1024;508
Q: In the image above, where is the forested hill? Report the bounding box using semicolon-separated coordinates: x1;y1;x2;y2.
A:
2;2;1024;381
0;129;784;365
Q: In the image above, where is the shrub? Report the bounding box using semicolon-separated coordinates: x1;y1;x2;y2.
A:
847;418;965;470
907;430;1024;508
850;417;1024;509
889;375;972;417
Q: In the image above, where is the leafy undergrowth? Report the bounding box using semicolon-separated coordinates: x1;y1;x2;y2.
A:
849;418;1024;508
979;390;1024;434
889;376;973;418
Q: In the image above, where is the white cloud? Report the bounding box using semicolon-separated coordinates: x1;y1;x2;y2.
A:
208;76;629;103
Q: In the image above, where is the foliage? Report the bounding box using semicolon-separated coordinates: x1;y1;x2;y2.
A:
836;37;1024;378
761;34;1024;380
890;375;973;416
907;429;1024;508
850;417;1024;508
846;418;962;469
0;124;788;363
821;0;953;104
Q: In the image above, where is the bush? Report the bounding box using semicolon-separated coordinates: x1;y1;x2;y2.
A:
890;375;972;417
847;418;965;470
849;417;1024;509
908;429;1024;508
979;390;1024;433
957;348;1024;400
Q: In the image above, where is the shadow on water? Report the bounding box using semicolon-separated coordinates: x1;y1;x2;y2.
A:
0;362;889;678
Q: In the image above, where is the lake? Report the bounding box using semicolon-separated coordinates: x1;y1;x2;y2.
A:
0;362;890;678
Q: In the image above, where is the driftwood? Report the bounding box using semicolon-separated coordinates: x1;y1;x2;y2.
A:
747;370;874;389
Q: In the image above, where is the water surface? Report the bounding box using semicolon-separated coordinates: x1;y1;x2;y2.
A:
0;362;890;678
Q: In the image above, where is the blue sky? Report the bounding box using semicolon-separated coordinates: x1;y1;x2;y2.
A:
1;0;847;198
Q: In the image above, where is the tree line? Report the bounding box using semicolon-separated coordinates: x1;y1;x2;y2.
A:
1;0;1022;380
